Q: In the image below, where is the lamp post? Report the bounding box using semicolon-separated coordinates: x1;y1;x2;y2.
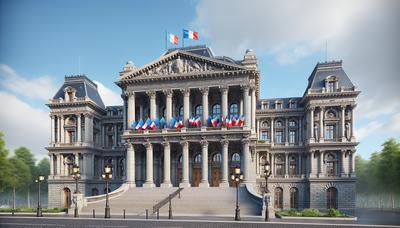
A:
263;160;272;221
35;175;45;217
102;164;113;218
230;166;243;221
72;164;81;218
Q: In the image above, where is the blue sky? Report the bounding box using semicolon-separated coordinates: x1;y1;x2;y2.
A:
0;0;399;160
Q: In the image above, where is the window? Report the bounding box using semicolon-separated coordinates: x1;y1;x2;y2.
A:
179;106;184;117
262;102;269;110
275;131;283;144
195;105;203;117
289;131;296;144
276;121;283;127
325;153;336;176
289;121;296;127
194;154;202;163
274;187;283;209
289;156;297;175
276;102;283;109
325;125;335;140
261;131;269;141
290;187;298;209
327;82;335;92
275;155;285;176
231;153;240;162
327;187;338;209
213;153;222;163
260;156;268;174
229;103;239;116
212;104;221;117
289;101;297;109
261;121;268;128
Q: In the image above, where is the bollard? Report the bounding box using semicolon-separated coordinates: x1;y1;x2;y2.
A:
123;209;125;219
93;209;95;218
168;196;172;219
178;190;181;199
145;209;148;219
157;208;159;219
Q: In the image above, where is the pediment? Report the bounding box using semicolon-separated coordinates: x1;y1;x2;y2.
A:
120;51;247;80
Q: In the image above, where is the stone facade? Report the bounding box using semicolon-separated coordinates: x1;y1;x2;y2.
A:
47;45;359;212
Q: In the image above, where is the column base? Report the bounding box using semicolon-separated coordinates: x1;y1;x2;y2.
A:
199;182;209;188
179;182;191;188
219;182;230;188
341;137;347;142
309;138;315;143
308;173;317;178
317;173;324;178
319;138;324;143
340;172;346;178
161;183;173;188
143;182;155;188
350;173;356;178
351;136;356;142
125;182;136;188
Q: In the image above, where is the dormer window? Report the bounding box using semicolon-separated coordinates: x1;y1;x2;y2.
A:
262;102;269;110
63;86;77;102
325;76;338;92
275;101;283;109
289;101;297;109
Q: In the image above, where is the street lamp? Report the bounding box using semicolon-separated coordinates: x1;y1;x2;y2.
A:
35;175;45;217
72;165;81;218
262;161;272;221
230;166;243;221
102;164;113;219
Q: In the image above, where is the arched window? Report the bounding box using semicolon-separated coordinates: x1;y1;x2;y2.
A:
289;156;297;176
276;121;283;127
261;121;269;128
179;106;184;117
195;105;203;117
231;153;240;162
325;153;337;176
289;120;296;127
260;155;267;174
229;103;239;117
290;187;298;209
212;104;221;117
275;155;285;176
327;187;338;209
274;187;283;209
213;153;222;163
194;154;202;163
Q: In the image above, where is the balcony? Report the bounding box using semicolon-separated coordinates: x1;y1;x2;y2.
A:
124;126;246;136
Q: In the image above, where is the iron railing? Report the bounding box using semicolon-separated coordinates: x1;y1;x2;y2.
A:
152;188;183;214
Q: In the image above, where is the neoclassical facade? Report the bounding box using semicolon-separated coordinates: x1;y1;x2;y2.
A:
47;45;359;212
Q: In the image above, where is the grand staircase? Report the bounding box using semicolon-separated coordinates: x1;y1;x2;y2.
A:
81;186;262;216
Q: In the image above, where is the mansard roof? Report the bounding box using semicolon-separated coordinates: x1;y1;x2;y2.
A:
52;75;105;109
257;97;303;109
305;60;355;93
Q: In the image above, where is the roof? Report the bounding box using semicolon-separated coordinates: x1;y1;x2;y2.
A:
257;97;303;109
305;61;354;92
52;75;105;109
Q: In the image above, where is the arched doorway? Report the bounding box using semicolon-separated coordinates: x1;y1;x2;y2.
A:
327;187;338;209
211;153;222;187
192;153;202;187
63;188;71;209
274;187;283;209
290;187;298;209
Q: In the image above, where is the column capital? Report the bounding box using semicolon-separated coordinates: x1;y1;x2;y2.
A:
124;91;135;98
180;88;190;97
319;106;325;111
180;140;189;148
221;139;229;147
162;89;173;97
200;87;209;95
146;90;156;98
350;104;357;109
340;105;347;110
161;141;170;147
200;140;208;148
249;84;256;91
83;112;93;118
144;141;152;149
219;86;229;94
240;84;250;92
308;106;316;111
241;138;250;145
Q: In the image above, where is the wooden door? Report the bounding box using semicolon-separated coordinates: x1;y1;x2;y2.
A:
192;168;201;187
211;167;221;187
63;188;71;209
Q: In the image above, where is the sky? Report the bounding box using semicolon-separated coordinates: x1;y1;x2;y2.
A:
0;0;399;161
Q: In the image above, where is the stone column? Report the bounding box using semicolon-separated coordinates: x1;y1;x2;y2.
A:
221;86;228;119
350;150;356;177
318;151;324;177
221;140;229;187
84;114;90;144
319;107;324;142
309;107;315;142
50;115;55;144
127;92;135;129
182;88;190;127
75;153;79;166
126;143;136;187
242;85;251;128
77;114;81;144
240;98;243;116
299;118;303;145
270;118;275;145
147;91;156;120
113;124;118;147
271;153;275;178
351;105;356;141
309;150;316;177
49;154;54;176
143;142;155;188
340;150;346;177
285;153;289;178
298;154;302;176
285;118;289;146
56;154;61;175
60;115;65;143
161;142;172;187
199;140;209;188
251;86;256;132
257;120;260;139
341;105;346;142
57;116;61;143
101;125;105;147
201;88;209;127
242;139;251;182
165;89;173;126
180;141;190;187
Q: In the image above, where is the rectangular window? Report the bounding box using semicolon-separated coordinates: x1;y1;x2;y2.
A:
327;82;335;92
289;102;297;109
261;131;269;141
276;103;283;109
275;131;282;144
289;131;296;144
276;164;284;176
325;125;335;140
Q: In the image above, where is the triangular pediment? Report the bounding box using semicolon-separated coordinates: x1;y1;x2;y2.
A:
120;50;247;80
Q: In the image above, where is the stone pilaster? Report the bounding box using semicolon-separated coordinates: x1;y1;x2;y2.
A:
164;89;173;126
77;114;81;144
143;142;155;188
319;107;324;142
147;91;156;120
49;154;54;176
50;115;55;144
161;141;172;188
201;87;209;127
270;117;275;145
284;152;289;178
127;92;135;129
350;150;356;177
309;107;315;143
318;151;324;177
242;138;251;182
199;140;209;188
340;150;346;177
351;105;356;142
285;118;289;146
180;141;191;187
220;86;228;119
182;88;190;127
298;118;303;146
251;85;256;133
220;140;229;187
242;85;250;128
60;115;65;143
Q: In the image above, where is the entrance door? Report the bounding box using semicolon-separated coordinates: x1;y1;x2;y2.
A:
274;187;283;209
63;188;71;209
192;168;201;187
211;167;221;187
327;187;337;209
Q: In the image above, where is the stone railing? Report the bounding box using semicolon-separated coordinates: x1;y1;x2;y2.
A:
84;183;129;206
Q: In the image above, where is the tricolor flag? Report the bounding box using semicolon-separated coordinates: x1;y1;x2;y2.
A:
195;116;202;127
237;116;245;127
169;34;179;45
183;29;198;40
160;117;166;128
169;117;176;128
136;119;144;130
142;118;151;130
131;120;137;129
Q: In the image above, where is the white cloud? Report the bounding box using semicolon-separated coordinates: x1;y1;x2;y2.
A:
0;64;56;101
356;113;400;140
94;80;122;106
0;91;50;159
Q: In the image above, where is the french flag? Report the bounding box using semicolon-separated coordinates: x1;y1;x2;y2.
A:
183;29;198;40
136;119;144;131
169;34;179;45
195;116;202;127
237;116;245;127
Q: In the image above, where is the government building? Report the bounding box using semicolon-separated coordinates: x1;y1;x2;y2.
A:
46;45;359;215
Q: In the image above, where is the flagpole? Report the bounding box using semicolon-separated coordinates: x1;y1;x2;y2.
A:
165;30;167;51
182;29;184;48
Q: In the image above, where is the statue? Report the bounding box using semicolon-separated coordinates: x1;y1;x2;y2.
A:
314;125;319;141
345;122;351;141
